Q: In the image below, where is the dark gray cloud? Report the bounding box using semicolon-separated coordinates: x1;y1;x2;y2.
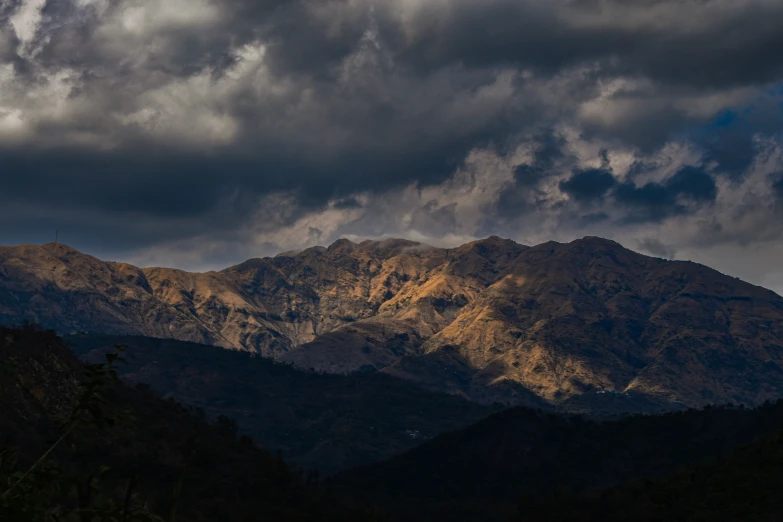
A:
700;121;759;179
388;0;783;88
332;197;364;210
559;168;617;203
578;212;610;227
614;166;718;223
636;237;677;259
0;0;781;292
773;173;783;200
510;131;570;186
409;200;459;237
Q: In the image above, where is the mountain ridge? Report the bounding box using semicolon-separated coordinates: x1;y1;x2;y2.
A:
2;236;782;410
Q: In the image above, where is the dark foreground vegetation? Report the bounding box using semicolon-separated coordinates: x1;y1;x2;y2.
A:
0;325;379;521
518;429;783;521
3;325;783;521
336;396;783;521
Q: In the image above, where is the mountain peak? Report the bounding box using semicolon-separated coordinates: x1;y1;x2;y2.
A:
358;238;421;249
21;242;105;267
562;236;629;257
357;238;427;257
40;242;88;256
573;236;623;247
470;235;521;247
326;238;357;253
485;235;513;243
454;236;526;259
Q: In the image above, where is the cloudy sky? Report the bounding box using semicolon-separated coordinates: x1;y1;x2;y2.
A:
1;0;782;292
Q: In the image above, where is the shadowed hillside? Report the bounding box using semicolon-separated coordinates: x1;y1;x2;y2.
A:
65;334;499;473
336;401;783;521
518;429;783;521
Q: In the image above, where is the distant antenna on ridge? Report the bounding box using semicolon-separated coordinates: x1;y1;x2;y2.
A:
55;229;58;244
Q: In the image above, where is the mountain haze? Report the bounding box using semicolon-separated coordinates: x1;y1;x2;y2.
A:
2;237;783;409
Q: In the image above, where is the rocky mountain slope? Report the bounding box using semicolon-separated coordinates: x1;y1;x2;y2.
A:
2;236;782;409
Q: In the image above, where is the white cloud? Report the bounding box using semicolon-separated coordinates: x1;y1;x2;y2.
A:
111;0;220;36
10;0;47;48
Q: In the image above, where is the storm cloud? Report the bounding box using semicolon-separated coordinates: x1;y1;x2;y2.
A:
0;0;782;293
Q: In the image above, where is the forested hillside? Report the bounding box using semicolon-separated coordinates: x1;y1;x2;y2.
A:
519;429;783;521
337;402;783;521
0;326;379;521
66;334;498;473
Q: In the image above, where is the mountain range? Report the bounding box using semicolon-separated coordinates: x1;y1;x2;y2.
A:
2;236;783;409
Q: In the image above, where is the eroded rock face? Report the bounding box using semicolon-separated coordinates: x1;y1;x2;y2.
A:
2;236;783;409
